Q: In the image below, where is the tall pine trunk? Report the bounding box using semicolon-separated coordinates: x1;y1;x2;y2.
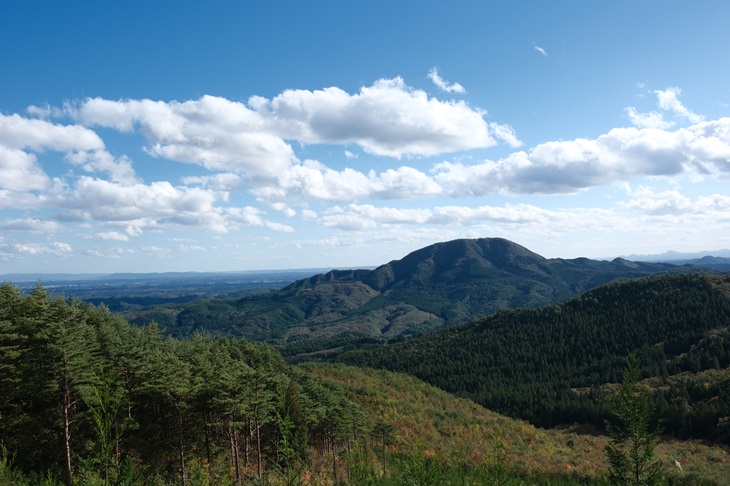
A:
62;370;73;486
175;404;187;486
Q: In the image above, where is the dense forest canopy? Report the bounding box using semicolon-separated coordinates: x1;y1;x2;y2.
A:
339;274;730;444
0;282;364;485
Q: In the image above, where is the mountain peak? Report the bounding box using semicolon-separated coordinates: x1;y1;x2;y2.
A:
365;237;549;290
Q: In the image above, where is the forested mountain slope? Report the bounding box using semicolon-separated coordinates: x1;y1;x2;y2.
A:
122;238;701;358
338;274;730;444
308;364;730;485
2;281;729;484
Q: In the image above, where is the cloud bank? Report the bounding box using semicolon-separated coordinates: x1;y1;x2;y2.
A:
1;78;728;267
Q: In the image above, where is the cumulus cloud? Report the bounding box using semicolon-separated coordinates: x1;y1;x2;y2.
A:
428;67;466;93
318;203;554;230
91;232;130;241
0;146;50;191
0;241;72;257
625;107;675;129
64;150;139;185
0;112;137;189
0;112;104;152
182;173;246;192
47;177;286;236
257;160;443;203
434;118;730;195
251;77;493;156
56;177;223;226
73;77;500;183
76;96;297;177
0;218;60;232
622;185;730;217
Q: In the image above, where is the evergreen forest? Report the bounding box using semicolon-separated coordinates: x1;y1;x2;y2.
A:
1;268;729;484
339;274;730;444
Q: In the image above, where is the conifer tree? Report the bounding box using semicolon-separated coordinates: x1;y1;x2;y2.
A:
605;354;664;485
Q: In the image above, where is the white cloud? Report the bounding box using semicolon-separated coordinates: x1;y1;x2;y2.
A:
489;122;523;148
625;107;675;129
626;87;702;130
0;112;104;152
533;43;548;56
0;218;61;232
142;246;172;258
177;244;207;252
621;186;695;215
0;241;72;257
427;67;466;93
76;96;297;177
654;87;703;124
74;78;502;183
252;77;494;156
0;113;137;189
83;247;134;259
0;146;50;191
182;173;246;192
344;150;358;159
259;160;443;203
92;232;130;241
318;203;554;230
225;206;266;226
64;150;139;185
265;221;294;232
434;118;730;195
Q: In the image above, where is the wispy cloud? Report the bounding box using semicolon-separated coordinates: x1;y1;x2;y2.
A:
427;67;465;93
626;85;703;129
654;87;704;123
532;43;548;56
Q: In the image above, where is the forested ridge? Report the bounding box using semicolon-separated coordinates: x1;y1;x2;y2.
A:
1;278;730;484
339;274;730;444
120;238;709;361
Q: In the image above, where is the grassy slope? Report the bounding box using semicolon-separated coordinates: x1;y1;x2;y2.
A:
304;363;730;484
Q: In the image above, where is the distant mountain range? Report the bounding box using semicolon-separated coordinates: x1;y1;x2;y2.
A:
624;248;730;262
121;238;718;358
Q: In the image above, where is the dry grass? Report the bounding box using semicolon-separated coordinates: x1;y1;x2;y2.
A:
304;363;730;484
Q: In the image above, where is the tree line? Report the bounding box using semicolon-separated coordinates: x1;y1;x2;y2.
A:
0;282;364;485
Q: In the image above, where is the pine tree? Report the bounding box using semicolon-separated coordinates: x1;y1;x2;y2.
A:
605;354;664;485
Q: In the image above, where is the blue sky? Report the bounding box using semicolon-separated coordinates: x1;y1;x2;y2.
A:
2;1;730;273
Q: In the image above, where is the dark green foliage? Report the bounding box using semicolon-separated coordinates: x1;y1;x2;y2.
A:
605;355;664;485
119;238;700;358
0;282;363;484
339;274;730;443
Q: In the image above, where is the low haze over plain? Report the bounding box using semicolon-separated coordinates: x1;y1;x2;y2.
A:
1;1;729;273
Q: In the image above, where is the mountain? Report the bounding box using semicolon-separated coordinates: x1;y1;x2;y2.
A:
121;238;712;357
623;248;730;262
664;255;730;271
338;273;730;443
